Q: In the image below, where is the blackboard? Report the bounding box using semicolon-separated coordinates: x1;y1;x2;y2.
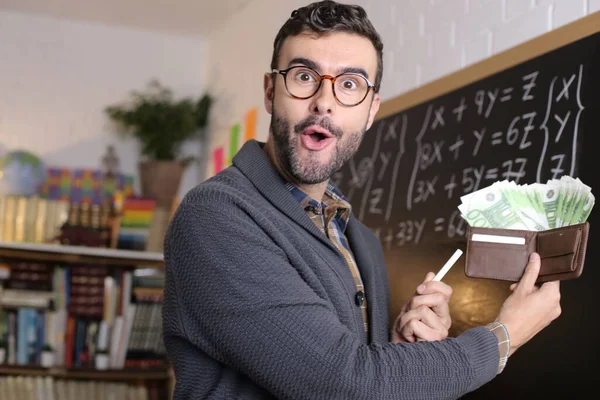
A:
334;12;600;398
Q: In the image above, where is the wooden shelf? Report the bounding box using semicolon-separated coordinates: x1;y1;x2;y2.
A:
0;365;171;381
0;241;164;268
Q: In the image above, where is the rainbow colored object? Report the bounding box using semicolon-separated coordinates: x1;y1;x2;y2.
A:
39;167;134;204
120;197;155;228
116;197;156;251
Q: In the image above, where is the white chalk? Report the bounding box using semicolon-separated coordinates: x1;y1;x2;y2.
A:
433;249;463;281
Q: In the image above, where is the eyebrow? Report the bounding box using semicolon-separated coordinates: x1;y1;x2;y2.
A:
287;57;370;79
341;66;370;79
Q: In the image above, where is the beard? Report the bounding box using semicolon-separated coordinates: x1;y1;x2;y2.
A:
270;110;368;185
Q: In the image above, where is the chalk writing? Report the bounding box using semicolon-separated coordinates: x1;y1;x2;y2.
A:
337;60;588;247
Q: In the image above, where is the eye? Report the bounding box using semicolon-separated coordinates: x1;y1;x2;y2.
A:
339;78;359;90
294;70;316;82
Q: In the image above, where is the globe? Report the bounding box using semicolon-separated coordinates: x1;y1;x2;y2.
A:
0;150;46;196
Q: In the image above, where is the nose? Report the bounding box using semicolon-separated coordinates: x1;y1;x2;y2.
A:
310;77;336;115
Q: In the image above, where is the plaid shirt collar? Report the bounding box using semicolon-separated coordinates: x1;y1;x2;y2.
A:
285;182;352;232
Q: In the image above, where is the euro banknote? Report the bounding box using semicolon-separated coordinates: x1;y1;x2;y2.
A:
459;176;594;230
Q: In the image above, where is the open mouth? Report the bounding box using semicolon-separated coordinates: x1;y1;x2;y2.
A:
300;126;335;151
309;131;329;142
304;127;333;141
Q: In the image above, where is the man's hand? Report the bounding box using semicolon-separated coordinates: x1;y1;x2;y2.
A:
496;252;561;356
391;272;453;343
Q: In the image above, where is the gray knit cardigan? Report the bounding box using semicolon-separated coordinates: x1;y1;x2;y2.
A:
163;140;498;399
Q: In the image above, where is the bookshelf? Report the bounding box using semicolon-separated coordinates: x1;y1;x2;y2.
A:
0;242;171;400
0;241;164;268
0;365;170;381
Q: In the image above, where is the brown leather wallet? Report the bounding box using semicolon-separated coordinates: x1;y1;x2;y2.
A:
465;222;589;283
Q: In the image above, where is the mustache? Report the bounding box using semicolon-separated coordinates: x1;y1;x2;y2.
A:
294;116;343;138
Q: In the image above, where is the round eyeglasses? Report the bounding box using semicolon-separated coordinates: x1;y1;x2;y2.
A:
272;65;375;107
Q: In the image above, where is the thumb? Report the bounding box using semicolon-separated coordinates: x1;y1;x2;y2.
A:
516;252;541;292
416;272;435;294
423;272;435;283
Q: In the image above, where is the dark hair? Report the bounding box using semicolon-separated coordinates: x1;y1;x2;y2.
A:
271;0;384;92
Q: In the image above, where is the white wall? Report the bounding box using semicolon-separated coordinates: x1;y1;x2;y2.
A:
0;10;208;198
206;0;598;177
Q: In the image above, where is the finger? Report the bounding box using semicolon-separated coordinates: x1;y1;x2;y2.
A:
400;306;445;332
423;272;435;283
516;252;541;293
413;272;435;295
431;301;451;327
416;305;447;331
391;313;402;330
410;292;450;312
416;281;453;300
509;283;518;291
538;279;560;294
394;314;417;343
400;320;424;343
401;319;447;342
408;294;451;325
397;308;420;330
391;326;406;344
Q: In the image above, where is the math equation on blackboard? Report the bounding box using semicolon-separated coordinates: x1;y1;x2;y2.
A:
335;61;587;248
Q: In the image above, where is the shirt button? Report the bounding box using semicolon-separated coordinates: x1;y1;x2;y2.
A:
354;291;365;307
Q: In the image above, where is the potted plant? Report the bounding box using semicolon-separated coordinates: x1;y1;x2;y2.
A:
95;348;110;370
40;343;54;367
105;79;213;208
0;338;6;364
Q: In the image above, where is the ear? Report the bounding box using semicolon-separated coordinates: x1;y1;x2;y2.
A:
264;73;274;115
366;93;381;130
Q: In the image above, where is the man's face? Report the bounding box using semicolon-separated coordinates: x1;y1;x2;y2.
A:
264;31;380;185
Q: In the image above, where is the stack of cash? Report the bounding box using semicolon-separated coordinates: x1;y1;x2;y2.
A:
459;176;595;230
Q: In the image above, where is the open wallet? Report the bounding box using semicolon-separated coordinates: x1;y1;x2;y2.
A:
465;222;590;283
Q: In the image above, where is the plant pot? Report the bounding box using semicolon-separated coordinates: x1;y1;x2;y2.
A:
138;160;185;208
138;160;185;252
41;350;54;367
95;353;110;370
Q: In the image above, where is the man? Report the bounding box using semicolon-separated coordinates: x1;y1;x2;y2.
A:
163;1;561;399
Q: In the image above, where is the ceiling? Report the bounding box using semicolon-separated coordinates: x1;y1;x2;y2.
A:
0;0;255;37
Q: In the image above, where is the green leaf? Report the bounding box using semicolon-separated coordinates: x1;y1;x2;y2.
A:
104;80;213;161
